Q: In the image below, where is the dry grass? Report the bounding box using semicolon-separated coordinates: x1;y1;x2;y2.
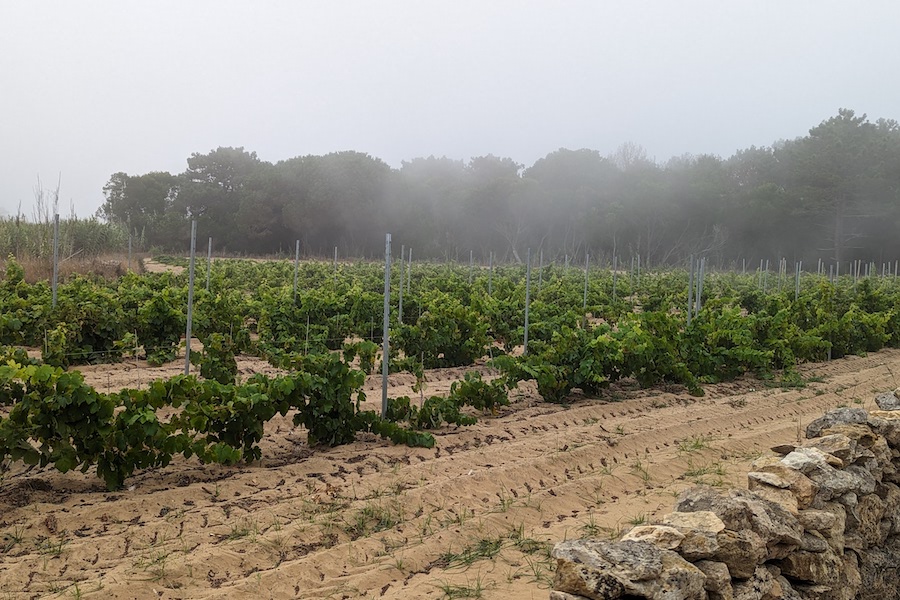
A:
0;252;148;283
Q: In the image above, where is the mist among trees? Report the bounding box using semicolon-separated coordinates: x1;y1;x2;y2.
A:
98;109;900;266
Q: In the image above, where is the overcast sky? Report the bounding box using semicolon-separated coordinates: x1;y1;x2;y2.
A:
1;1;898;217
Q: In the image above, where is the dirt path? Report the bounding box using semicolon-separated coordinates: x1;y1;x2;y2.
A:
1;350;897;599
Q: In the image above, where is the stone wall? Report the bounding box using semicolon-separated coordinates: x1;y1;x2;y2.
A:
550;399;900;600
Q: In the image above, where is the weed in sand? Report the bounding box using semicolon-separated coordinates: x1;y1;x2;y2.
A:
259;534;289;565
37;536;67;557
677;435;713;453
133;549;172;581
388;554;407;573
521;492;544;512
577;483;606;508
434;574;491;599
2;525;25;552
343;499;405;539
227;518;260;541
419;513;435;539
630;459;652;483
684;460;728;486
627;513;647;526
438;536;504;568
508;524;551;558
446;507;474;527
494;491;515;513
579;511;602;538
521;554;554;588
270;515;283;532
507;521;526;543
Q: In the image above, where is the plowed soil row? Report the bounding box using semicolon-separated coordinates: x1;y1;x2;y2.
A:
1;350;898;600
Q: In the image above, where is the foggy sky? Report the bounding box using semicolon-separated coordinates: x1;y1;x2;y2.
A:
1;1;898;218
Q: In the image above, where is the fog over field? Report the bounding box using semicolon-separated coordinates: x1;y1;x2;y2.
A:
1;1;898;217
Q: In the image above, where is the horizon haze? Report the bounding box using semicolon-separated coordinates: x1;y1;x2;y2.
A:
1;1;898;217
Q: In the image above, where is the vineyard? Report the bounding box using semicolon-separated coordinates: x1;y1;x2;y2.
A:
2;254;900;598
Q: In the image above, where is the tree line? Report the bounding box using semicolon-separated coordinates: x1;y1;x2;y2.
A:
98;108;900;267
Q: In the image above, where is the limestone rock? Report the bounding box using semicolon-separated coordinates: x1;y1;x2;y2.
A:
874;390;900;411
848;492;886;546
790;583;833;599
783;448;872;503
798;531;829;553
844;550;862;595
713;529;767;579
750;458;818;509
822;423;878;447
550;592;593;600
776;548;843;585
678;531;719;561
748;476;799;514
694;560;732;600
806;408;868;439
770;443;796;456
817;425;883;474
621;525;685;550
552;539;706;600
816;502;847;553
856;538;900;600
836;493;863;551
866;411;900;447
772;575;804;600
747;470;790;489
868;435;893;474
731;566;777;600
674;487;803;559
662;510;726;534
782;447;843;473
801;433;856;464
842;465;877;498
796;509;837;532
661;511;723;560
875;481;900;535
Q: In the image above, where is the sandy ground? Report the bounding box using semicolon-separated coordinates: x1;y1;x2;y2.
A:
143;259;184;275
2;349;899;600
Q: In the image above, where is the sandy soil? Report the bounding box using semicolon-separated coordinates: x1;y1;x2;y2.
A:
143;259;184;275
2;349;898;600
